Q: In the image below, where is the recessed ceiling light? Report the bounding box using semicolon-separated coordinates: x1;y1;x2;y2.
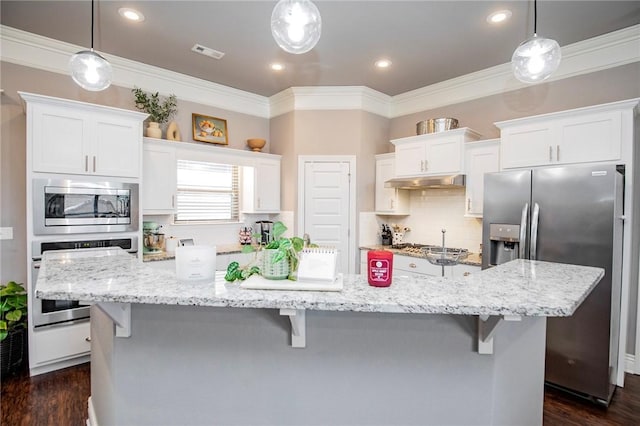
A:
487;10;512;24
375;59;392;69
118;8;145;22
271;63;285;71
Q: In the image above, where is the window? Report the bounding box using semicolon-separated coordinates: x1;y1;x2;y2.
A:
175;159;239;223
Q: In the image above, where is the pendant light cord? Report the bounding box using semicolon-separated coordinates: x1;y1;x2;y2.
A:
90;0;95;50
534;0;537;35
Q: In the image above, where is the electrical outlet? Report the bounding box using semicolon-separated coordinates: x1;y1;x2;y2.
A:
0;227;13;240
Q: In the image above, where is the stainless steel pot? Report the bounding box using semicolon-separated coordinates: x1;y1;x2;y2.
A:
416;118;459;135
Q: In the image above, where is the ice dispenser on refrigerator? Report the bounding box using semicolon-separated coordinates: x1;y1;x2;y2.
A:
487;223;521;266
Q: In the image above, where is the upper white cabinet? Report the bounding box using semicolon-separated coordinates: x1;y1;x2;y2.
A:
241;158;281;213
391;128;482;177
142;139;176;214
496;100;639;169
375;153;409;215
21;92;147;178
463;139;500;217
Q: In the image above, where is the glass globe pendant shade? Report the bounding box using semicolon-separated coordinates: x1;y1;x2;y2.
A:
271;0;321;54
511;34;561;83
69;49;112;91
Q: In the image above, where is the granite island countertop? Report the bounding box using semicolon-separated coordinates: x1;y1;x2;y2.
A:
36;247;603;317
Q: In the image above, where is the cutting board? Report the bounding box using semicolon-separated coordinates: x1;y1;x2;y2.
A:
240;274;343;292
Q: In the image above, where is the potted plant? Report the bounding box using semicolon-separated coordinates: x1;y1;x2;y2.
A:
1;281;27;376
225;221;308;281
131;87;178;138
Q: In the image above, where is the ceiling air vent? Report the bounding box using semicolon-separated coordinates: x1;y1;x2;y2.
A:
191;44;225;60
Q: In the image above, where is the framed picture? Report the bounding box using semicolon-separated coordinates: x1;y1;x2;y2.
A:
192;113;228;145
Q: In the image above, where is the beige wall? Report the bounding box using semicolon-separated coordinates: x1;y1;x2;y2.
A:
0;61;270;287
391;62;640;140
270;109;390;214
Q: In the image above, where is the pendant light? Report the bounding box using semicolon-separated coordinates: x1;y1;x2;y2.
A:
69;0;112;91
511;0;561;83
271;0;322;54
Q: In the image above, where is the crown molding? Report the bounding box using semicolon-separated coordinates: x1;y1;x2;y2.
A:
391;24;640;118
269;86;391;118
2;23;638;120
0;25;270;118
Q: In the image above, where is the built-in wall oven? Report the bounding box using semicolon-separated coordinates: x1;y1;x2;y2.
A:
31;236;138;328
33;178;138;235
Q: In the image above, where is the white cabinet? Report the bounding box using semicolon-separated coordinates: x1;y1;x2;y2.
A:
142;139;176;214
393;254;480;278
391;128;481;177
242;158;281;213
360;249;369;274
21;92;146;178
464;139;500;217
496;102;630;169
375;153;409;215
30;321;91;367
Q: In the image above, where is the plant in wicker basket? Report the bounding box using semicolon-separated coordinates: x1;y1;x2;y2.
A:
1;281;27;375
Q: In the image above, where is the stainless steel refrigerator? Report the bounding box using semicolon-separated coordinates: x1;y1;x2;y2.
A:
482;163;624;405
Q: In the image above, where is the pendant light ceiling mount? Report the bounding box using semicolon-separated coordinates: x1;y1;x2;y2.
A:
511;0;561;84
271;0;322;54
69;0;112;91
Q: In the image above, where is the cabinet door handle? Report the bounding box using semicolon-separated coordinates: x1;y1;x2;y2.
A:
409;263;417;268
391;199;394;209
171;195;175;208
556;145;560;162
85;155;89;172
549;146;553;162
467;198;471;211
424;160;428;171
257;198;261;209
420;160;424;172
463;272;471;277
93;156;96;172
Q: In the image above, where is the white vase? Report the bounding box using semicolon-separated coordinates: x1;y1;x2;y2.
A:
146;122;162;139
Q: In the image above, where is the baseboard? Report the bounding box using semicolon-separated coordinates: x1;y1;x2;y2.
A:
625;353;637;375
87;396;99;426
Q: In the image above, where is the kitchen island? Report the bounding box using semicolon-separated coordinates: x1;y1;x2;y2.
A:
37;248;604;426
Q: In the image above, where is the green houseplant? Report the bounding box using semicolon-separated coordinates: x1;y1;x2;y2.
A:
132;87;178;138
1;281;28;375
225;221;308;281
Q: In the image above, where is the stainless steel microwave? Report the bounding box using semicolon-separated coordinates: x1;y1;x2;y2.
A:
33;178;139;235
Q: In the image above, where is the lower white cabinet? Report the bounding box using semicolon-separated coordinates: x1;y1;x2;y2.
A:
30;321;91;367
360;250;480;278
393;254;480;278
464;139;500;217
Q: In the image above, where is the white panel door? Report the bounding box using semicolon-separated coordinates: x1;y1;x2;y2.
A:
303;162;351;274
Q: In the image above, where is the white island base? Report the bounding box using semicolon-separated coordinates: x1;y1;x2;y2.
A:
89;304;546;426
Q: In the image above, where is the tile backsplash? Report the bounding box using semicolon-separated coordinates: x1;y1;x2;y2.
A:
360;188;483;252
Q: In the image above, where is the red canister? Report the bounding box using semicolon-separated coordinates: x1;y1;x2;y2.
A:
367;250;393;287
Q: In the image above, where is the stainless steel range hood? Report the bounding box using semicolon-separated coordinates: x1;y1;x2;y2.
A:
384;174;466;189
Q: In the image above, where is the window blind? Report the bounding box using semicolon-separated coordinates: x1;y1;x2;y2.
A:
175;159;239;223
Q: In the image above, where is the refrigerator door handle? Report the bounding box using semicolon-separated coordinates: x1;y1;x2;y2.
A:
519;203;528;259
530;203;540;260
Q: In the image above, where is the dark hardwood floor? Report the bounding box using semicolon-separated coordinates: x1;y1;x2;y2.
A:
1;363;639;425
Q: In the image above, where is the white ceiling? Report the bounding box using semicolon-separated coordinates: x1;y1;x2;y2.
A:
1;1;639;97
